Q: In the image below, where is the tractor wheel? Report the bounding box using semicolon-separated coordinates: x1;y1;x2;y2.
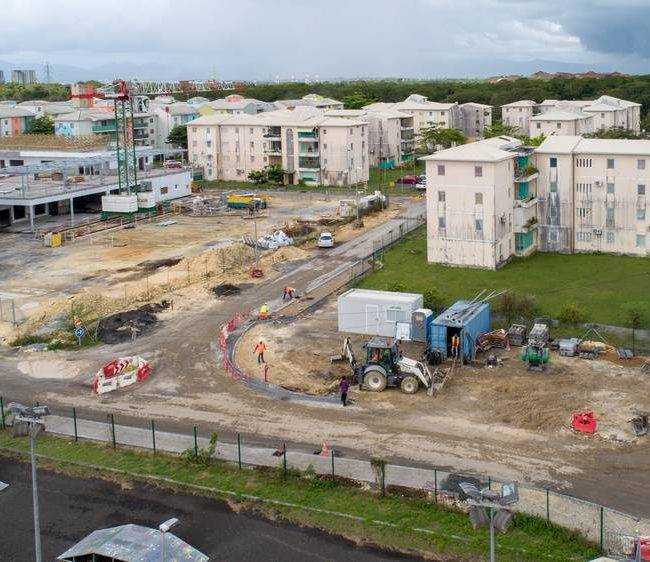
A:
400;375;419;394
364;369;387;392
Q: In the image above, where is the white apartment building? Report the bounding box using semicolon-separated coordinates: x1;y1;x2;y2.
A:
459;102;493;138
502;96;641;136
273;93;344;111
364;94;462;136
423;136;522;269
203;95;274;115
151;102;200;148
423;135;650;269
187;107;369;187
324;108;415;167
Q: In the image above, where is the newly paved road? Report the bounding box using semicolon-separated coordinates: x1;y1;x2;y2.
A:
0;457;412;562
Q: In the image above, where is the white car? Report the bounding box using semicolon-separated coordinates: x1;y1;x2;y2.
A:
318;232;335;248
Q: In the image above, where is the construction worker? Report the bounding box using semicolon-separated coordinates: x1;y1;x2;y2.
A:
339;375;350;407
451;334;460;359
259;302;270;319
254;340;267;364
283;286;296;301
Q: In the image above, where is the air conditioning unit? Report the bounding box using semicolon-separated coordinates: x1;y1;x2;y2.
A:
593;228;603;236
594;178;603;187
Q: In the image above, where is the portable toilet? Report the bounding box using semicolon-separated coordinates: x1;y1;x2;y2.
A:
411;308;433;343
428;300;490;361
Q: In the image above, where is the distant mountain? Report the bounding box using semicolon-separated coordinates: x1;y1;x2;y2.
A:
486;69;627;83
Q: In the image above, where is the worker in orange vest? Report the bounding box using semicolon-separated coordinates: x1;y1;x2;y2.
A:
451;335;460;359
254;340;267;364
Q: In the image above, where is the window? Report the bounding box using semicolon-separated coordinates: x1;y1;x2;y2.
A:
438;191;445;202
550;157;557;168
536;123;541;129
556;122;561;129
350;143;354;150
607;183;615;194
437;164;445;176
577;231;592;242
601;113;605;118
235;128;239;133
638;159;646;170
160;186;169;195
192;127;197;132
249;128;253;134
637;234;646;248
475;219;483;232
607;158;615;169
323;129;327;134
206;128;211;134
475;192;483;205
250;141;254;149
386;306;406;322
474;166;483;177
206;140;211;148
606;231;615;244
638;184;646;195
192;140;197;147
606;206;615;227
349;128;353;134
438;216;446;229
638;207;646;221
250;155;255;163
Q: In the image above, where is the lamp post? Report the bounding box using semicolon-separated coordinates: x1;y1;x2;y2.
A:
8;402;50;562
159;517;180;561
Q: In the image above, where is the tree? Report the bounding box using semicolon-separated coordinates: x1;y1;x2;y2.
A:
167;125;188;149
483;121;519;138
558;303;588;325
265;164;286;184
423;287;445;312
417;125;466;152
499;293;537;325
584;126;646;140
623;303;647;355
342;91;378;109
26;115;54;135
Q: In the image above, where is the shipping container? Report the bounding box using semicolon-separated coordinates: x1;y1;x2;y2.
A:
337;288;423;338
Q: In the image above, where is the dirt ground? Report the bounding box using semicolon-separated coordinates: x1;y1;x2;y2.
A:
238;297;650;443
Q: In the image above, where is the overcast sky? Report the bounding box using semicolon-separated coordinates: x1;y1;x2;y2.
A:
2;0;649;81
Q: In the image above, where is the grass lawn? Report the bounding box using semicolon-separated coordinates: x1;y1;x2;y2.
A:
0;431;598;562
358;227;650;328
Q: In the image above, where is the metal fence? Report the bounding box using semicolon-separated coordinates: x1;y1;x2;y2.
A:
0;296;27;326
2;402;648;558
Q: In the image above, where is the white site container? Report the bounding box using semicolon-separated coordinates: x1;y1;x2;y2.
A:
137;191;156;209
101;194;138;213
337;288;423;338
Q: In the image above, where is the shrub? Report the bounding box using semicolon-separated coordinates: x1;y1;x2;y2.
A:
558;303;588;325
499;293;537;324
423;287;445;311
248;170;267;184
388;281;407;293
182;432;218;465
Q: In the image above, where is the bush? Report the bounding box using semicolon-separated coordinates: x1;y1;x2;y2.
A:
558;303;588;325
182;432;218;465
499;293;537;324
423;287;445;311
388;281;407;293
248;170;267;184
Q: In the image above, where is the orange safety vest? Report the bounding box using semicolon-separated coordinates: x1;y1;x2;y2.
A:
254;342;267;354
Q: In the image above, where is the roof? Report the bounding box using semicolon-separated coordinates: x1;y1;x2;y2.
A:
55;109;116;122
0;106;35;118
325;108;410;120
530;110;592;122
57;524;208;562
207;97;269;111
190;107;366;128
501;100;536;108
274;94;342;108
339;288;422;303
534;136;582;154
459;102;492;109
574;138;650;156
434;300;489;327
420;136;521;163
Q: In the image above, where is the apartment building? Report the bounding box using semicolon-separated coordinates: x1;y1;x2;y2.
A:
11;69;37;84
200;94;274;116
324;108;415;167
536;136;649;256
423;136;523;269
17;100;74;118
364;94;462;136
151;102;200;147
502;96;641;136
187;107;369;187
0;71;5;84
274;93;343;111
0;106;35;136
458;102;493;138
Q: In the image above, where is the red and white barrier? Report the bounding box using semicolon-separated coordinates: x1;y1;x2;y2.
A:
91;356;152;395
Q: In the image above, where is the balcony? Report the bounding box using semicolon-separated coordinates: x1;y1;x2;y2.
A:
514;165;539;183
514;204;538;233
264;127;281;140
298;156;320;170
264;142;282;156
298;146;319;157
91;123;117;133
400;125;414;132
297;130;318;140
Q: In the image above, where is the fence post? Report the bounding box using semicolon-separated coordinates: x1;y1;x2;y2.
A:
330;450;335;486
237;433;242;469
546;488;550;522
282;443;287;480
434;469;438;504
0;396;4;429
193;426;198;459
488;476;491;490
599;506;604;551
72;407;78;442
110;414;116;448
381;465;386;497
151;420;156;455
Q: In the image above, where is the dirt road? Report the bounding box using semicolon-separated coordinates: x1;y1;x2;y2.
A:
2;196;650;520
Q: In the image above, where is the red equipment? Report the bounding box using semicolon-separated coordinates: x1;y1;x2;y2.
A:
571;412;597;434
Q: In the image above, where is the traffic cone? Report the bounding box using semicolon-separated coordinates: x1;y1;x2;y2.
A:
319;439;329;456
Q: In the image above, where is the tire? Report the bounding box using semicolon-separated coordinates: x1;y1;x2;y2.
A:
400;375;419;394
364;369;387;392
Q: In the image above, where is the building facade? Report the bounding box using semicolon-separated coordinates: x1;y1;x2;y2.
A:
11;69;37;84
501;100;537;136
188;108;369;186
459;102;493;138
0;106;35;136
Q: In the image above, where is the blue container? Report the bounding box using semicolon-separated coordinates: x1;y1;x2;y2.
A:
427;300;491;361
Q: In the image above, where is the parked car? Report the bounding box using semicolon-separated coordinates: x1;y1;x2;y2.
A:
318;232;335;248
163;160;183;169
415;175;426;190
396;175;419;185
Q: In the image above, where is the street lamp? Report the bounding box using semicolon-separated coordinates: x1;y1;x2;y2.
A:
8;402;50;562
159;517;180;561
459;481;519;562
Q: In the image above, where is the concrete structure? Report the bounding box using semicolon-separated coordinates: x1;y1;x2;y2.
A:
17;100;73;118
503;96;641;136
364;94;461;136
152;102;200;148
324;108;415;167
0;70;4;84
188;106;369;186
200;94;274;116
459;102;493;138
423;134;650;269
274;93;343;111
501;100;537;136
0;106;35;137
0;147;188;229
11;69;37;84
422;136;523;269
337;288;423;338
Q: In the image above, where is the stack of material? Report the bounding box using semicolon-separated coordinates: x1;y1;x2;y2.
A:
477;329;507;351
558;338;580;357
242;230;294;249
528;323;549;346
578;340;607;359
507;324;527;347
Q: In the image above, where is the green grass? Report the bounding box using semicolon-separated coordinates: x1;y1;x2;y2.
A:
0;431;598;561
358;227;650;328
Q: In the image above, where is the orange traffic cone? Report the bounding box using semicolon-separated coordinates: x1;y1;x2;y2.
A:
319;439;329;456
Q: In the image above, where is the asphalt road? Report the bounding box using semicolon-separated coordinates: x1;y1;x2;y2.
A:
0;457;412;562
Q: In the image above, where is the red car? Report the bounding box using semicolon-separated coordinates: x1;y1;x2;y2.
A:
396;175;419;185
